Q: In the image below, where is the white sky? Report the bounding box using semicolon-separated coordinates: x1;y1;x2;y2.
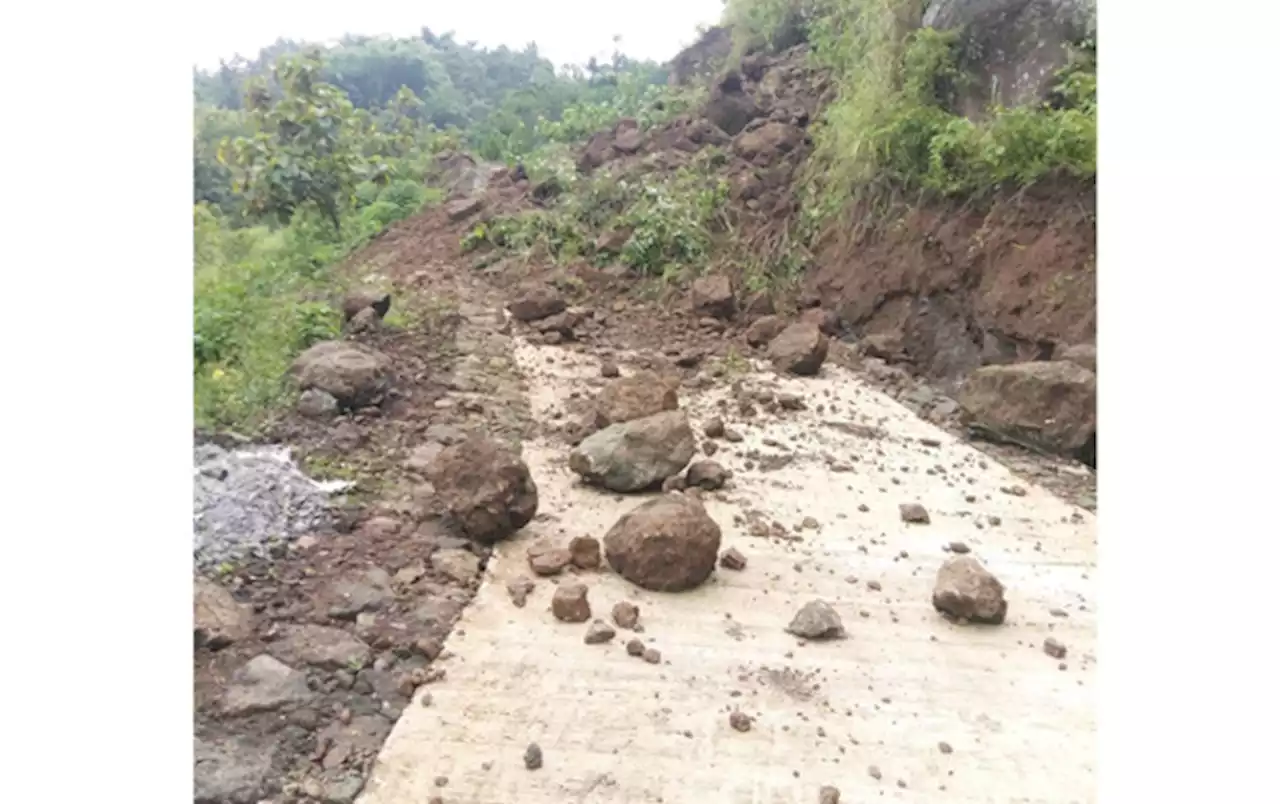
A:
192;0;727;70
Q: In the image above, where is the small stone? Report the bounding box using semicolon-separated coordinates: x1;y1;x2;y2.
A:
724;429;744;443
1043;637;1068;659
868;765;882;781
431;548;481;585
801;516;820;530
939;741;953;754
819;786;841;804
584;620;617;644
551;582;591;623
601;361;621;378
528;545;572;576
932;556;1008;625
729;711;753;732
948;541;971;554
612;601;641;630
899;502;931;524
686;460;730;490
625;638;646;656
524;742;543;770
642;647;662;664
569;536;602;570
703;417;726;438
786;600;844;640
719;548;747;571
507;576;536;608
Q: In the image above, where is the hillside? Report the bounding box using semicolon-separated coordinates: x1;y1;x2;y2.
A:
193;3;1097;803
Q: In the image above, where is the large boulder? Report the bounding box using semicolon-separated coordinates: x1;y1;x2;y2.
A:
767;322;829;376
957;360;1095;458
603;494;723;592
570;411;697;493
290;341;392;410
925;0;1096;120
426;436;539;543
690;275;736;320
593;371;680;430
704;90;762;137
732;121;805;166
932;556;1008;625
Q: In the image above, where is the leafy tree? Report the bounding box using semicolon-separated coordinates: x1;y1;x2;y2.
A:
220;52;367;231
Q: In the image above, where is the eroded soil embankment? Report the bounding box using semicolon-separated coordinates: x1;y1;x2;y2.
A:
806;180;1096;388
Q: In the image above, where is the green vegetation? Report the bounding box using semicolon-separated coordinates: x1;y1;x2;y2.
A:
724;0;1096;223
193;33;685;431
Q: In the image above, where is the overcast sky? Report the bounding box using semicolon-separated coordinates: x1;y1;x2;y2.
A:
193;0;727;70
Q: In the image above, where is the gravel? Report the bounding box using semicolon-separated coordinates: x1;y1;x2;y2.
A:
192;443;351;569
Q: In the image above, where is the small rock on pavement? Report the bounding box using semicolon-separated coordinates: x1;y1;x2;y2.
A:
690;274;736;319
601;360;621;378
768;322;829;376
221;654;314;715
819;786;841;804
426;435;539;544
524;742;544;770
508;285;566;322
194;576;253;650
625;638;646;656
603;493;722;592
528;544;573;576
932;556;1008;625
584;619;617;644
786;600;845;640
507;576;536;607
569;535;602;569
1044;637;1068;659
729;711;753;732
612;601;641;630
686;460;730;490
703;417;726;438
551;582;592;623
719;547;747;571
899;502;931;524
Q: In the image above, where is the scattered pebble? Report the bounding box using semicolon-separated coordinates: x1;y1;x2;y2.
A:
612;601;640;630
786;600;845;640
938;741;953;754
551;582;591;623
729;711;753;732
642;647;662;664
523;743;543;770
506;576;535;608
720;548;748;571
569;536;602;570
899;502;931;524
819;785;841;804
1044;637;1068;659
947;541;971;554
625;638;646;657
584;619;617;644
868;765;882;781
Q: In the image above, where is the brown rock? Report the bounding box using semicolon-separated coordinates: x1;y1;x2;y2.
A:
719;547;747;571
1044;637;1068;659
569;536;602;570
603;494;722;592
507;576;536;607
593;371;679;429
431;548;481;585
786;600;844;640
957;361;1096;458
686;460;730;490
269;624;371;670
767;323;828;376
551;582;591;623
819;786;841;804
289;340;392;409
799;307;840;336
194;577;252;650
221;654;314;715
932;556;1008;625
426;436;538;544
691;275;736;319
528;545;572;577
600;360;621;378
508;286;567;322
584;619;617;644
899;502;931;524
861;332;908;363
702;417;726;438
446;197;484;222
732;121;804;164
614;127;644;153
642;647;662;664
743;291;775;316
611;601;641;630
625;638;646;656
729;711;753;732
745;315;787;347
340;290;392;322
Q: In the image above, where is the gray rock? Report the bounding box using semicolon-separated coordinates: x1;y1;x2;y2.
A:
570;411;697;493
786;600;845;640
297;388;339;419
432;548;482;584
932;555;1008;624
322;773;366;803
194;734;273;804
327;568;395;620
269;624;372;670
957;360;1096;457
289;340;392;410
221;654;314;715
768;323;829;376
194;577;252;650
